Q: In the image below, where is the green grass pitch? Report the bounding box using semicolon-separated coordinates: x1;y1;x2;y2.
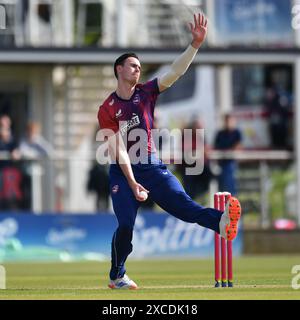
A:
0;255;300;300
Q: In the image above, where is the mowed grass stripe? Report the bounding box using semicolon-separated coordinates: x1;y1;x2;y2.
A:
0;255;299;299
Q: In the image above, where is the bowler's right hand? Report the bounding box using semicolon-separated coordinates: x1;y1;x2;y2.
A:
129;181;149;202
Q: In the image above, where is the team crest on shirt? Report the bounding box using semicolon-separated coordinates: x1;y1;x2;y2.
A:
133;94;140;105
112;185;119;193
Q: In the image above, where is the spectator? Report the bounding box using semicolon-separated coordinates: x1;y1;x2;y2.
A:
264;87;290;149
19;121;53;159
0;126;21;165
180;118;213;200
18;121;53;210
214;114;242;196
86;161;110;212
0;122;22;210
0;114;12;130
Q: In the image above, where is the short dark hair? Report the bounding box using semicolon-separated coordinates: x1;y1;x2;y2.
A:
224;113;233;121
113;53;139;79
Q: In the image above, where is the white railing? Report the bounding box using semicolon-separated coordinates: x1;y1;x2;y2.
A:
0;149;295;228
208;150;294;229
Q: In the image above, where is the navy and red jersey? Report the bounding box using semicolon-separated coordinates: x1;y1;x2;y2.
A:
98;78;160;154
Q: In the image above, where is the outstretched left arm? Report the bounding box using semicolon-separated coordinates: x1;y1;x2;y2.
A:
158;13;208;92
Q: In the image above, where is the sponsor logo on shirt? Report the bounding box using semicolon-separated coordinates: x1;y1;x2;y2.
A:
119;113;140;136
115;109;122;118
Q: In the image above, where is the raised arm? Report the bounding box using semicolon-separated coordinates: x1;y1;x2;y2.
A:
158;13;208;92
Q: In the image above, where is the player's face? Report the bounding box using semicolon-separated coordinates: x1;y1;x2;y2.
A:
119;57;141;84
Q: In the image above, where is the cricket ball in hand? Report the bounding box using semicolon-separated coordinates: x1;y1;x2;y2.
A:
139;191;148;201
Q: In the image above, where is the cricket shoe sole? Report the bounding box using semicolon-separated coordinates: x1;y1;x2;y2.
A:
219;196;242;241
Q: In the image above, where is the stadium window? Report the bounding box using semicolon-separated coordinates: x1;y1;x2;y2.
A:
264;65;293;98
37;4;51;23
75;0;103;46
232;65;265;107
232;64;293;108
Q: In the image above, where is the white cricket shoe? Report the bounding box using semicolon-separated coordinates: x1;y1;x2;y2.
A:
108;274;138;290
219;196;242;241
